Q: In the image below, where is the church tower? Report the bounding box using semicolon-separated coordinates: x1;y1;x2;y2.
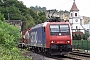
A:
69;0;84;33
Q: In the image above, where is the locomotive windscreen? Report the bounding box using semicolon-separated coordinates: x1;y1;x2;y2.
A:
50;24;70;36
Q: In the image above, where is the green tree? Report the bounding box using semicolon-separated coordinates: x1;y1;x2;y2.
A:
0;13;5;21
30;6;46;12
83;31;89;40
0;0;47;30
78;34;82;40
29;9;39;24
74;34;78;40
25;15;35;28
38;12;46;23
83;34;87;40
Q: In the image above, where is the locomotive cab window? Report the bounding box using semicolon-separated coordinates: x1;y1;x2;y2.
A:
60;25;69;32
50;25;59;32
50;24;70;36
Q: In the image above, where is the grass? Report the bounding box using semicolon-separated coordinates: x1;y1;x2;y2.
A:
0;45;32;60
73;40;90;50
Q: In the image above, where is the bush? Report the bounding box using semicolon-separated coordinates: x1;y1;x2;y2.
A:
73;34;82;40
0;20;21;49
0;13;31;60
0;46;32;60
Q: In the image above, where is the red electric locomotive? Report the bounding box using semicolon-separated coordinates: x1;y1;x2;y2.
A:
18;10;72;55
28;21;72;55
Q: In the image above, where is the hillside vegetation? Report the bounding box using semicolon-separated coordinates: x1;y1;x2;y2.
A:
30;6;90;24
0;13;31;60
0;0;46;30
0;0;89;30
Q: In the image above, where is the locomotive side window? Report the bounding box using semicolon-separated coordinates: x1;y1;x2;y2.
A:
50;25;59;32
43;27;45;32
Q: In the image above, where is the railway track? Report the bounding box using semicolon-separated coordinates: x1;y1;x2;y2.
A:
35;51;90;60
22;48;90;60
70;51;90;57
29;50;82;60
51;55;81;60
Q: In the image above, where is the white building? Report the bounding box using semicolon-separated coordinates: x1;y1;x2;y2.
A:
82;22;90;34
69;1;84;34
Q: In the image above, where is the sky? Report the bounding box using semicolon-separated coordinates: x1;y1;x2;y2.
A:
18;0;90;17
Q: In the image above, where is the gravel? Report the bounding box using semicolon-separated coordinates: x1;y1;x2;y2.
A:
23;51;56;60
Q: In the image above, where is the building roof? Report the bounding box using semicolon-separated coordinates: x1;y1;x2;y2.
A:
70;1;79;11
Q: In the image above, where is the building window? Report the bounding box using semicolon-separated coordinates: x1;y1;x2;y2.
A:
76;26;78;32
76;26;78;29
71;13;72;17
75;13;77;16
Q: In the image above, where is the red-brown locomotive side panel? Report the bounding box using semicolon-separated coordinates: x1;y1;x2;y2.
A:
45;23;50;48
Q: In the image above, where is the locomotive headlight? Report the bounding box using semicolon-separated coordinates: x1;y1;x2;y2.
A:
51;41;55;43
67;40;70;43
